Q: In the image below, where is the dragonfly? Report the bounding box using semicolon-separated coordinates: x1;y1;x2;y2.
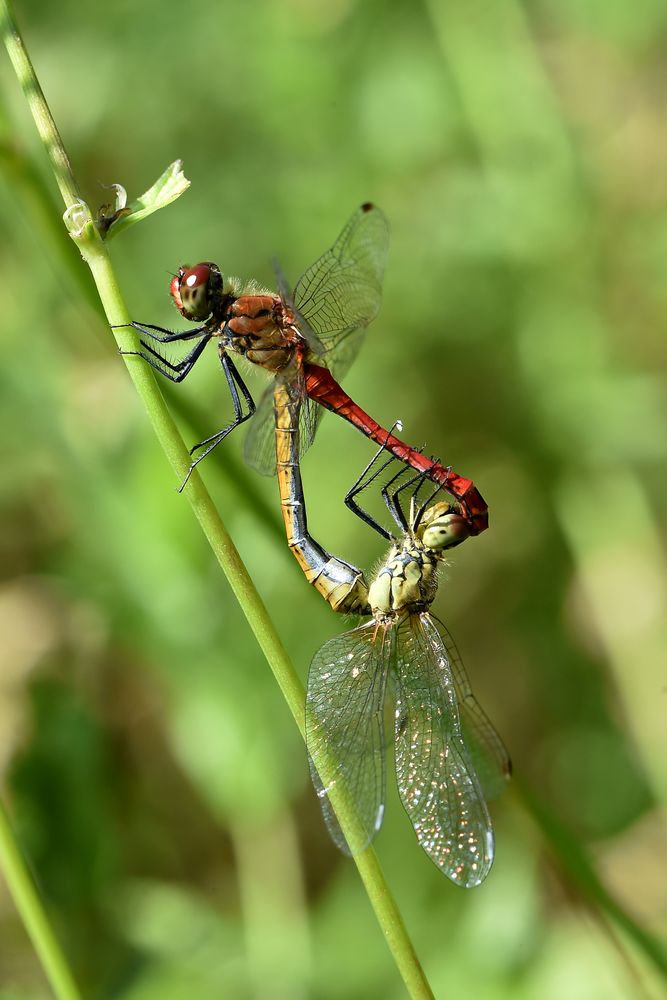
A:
275;385;510;886
120;204;488;535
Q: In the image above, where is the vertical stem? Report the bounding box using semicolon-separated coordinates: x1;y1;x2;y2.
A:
0;798;83;1000
0;0;79;207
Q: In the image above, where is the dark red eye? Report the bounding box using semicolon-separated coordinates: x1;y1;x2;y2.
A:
182;263;212;291
170;261;221;321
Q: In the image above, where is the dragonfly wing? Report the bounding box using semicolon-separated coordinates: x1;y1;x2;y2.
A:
306;622;388;856
393;614;495;887
430;615;511;801
243;382;278;476
293;204;390;380
273;257;325;357
244;368;322;476
295;364;323;460
273;256;293;305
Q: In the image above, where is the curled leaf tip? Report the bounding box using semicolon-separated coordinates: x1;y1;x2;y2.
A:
102;160;191;241
97;182;131;234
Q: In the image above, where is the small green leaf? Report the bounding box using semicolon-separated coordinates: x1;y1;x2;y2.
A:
100;160;190;240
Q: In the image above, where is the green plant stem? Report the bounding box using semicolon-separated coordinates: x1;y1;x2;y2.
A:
0;2;434;996
0;797;83;1000
0;1;78;206
83;149;435;1000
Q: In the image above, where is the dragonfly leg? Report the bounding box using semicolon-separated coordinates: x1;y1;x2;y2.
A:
412;480;445;532
380;465;425;532
344;445;400;542
178;353;256;492
344;493;393;541
115;321;207;343
346;421;407;500
121;331;212;383
385;465;441;532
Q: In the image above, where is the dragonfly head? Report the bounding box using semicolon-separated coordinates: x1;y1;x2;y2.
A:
417;502;470;552
170;262;223;321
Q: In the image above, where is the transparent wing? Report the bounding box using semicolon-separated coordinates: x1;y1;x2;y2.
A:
393;614;495;888
306;622;388;856
430;615;511;801
273;257;325;357
243;382;277;476
293;203;390;381
244;371;322;476
247;205;388;473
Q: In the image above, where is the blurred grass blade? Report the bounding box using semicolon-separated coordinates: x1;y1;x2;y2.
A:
516;779;667;980
0;797;83;1000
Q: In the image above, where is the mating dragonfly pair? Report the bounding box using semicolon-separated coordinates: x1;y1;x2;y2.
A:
122;205;509;887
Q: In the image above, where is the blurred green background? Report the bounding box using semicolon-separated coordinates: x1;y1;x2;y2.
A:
1;0;666;997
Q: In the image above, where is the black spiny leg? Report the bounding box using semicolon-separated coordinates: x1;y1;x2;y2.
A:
381;443;445;532
116;318;212;383
343;442;400;541
381;465;424;533
178;352;256;492
116;321;207;344
385;449;450;532
122;330;212;383
412;475;446;533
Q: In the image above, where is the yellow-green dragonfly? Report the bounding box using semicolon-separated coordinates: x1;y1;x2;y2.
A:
275;383;510;887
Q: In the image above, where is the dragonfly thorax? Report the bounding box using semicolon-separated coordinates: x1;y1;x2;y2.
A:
368;539;439;618
367;504;469;618
222;294;303;373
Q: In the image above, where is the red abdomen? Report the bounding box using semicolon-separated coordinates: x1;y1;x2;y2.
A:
304;363;488;534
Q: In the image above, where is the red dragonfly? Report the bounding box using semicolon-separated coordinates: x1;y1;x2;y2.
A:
121;204;488;534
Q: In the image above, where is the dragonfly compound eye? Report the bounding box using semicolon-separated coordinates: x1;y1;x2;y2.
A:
171;262;222;321
420;509;470;551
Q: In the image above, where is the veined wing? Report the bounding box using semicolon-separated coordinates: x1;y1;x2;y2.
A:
273;257;325;357
431;615;511;801
393;614;494;888
294;204;390;381
306;622;388;856
244;369;322;476
248;204;389;474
